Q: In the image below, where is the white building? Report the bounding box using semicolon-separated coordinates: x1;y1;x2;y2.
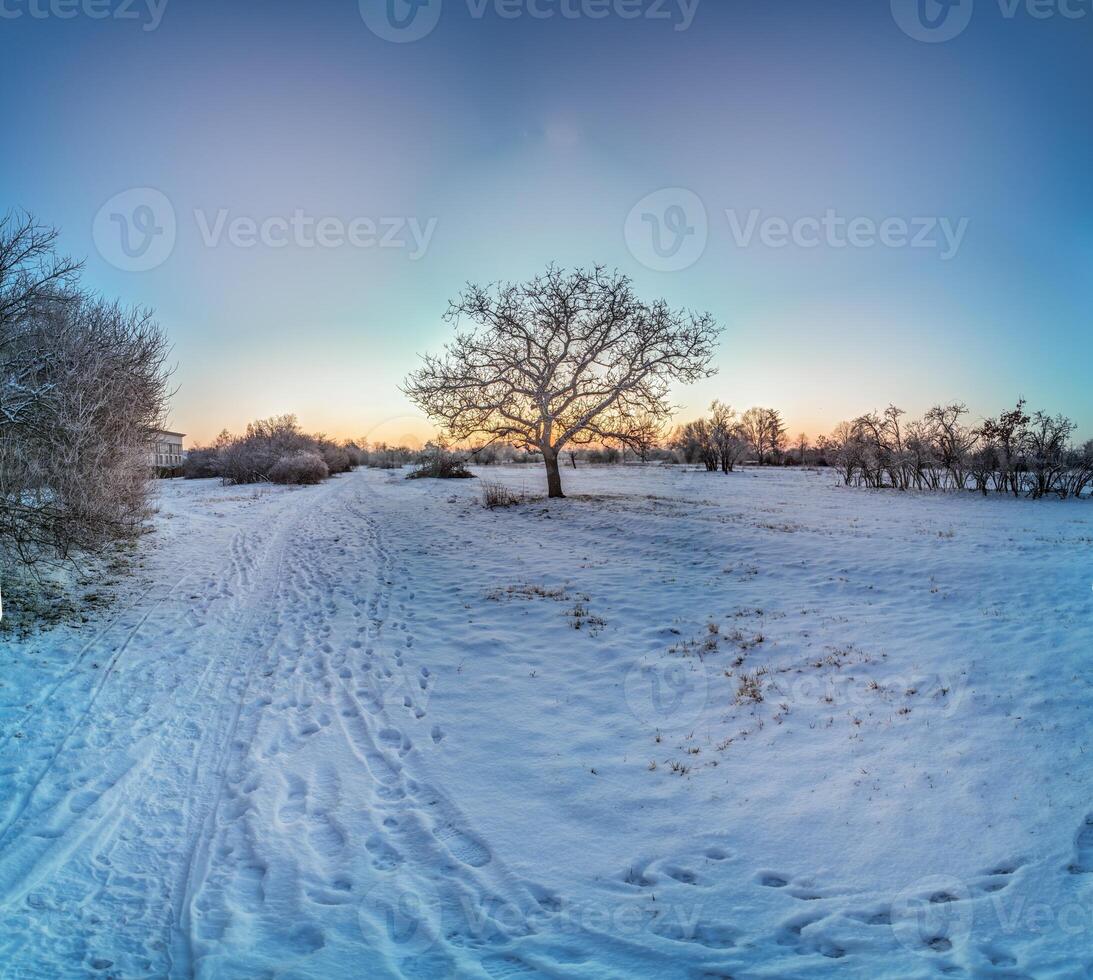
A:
150;430;185;473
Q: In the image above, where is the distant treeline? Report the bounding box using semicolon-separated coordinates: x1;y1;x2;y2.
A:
672;400;1092;500
189;399;1092;502
831;402;1092;499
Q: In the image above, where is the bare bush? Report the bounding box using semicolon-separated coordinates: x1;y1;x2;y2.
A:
183;446;221;479
216;415;312;485
204;417;363;486
268;451;329;485
481;481;526;509
406;443;474;480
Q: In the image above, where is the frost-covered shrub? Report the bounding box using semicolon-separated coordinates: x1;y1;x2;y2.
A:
406;443;474;480
319;442;352;475
183;447;220;479
268;451;329;485
1;213;170;568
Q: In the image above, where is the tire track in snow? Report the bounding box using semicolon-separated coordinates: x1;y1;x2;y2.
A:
0;481;314;977
0;573;192;844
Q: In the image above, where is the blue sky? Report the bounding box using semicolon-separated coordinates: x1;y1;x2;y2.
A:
2;0;1091;444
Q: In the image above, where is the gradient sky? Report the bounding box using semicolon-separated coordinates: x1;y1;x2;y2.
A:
2;0;1091;446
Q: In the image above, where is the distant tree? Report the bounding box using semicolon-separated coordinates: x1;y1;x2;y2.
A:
671;418;717;470
1024;411;1074;499
924;403;978;490
709;401;748;472
766;408;787;462
795;432;809;465
403;266;721;497
978;399;1029;496
740;407;786;465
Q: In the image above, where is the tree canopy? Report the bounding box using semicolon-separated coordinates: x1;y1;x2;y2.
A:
403;265;721;497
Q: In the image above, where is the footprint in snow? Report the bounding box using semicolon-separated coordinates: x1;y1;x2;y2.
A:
365;833;404;871
480;954;551;979
757;872;789;889
433;821;491;868
1068;814;1093;874
651;917;738;949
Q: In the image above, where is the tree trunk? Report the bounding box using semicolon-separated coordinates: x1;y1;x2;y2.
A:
543;449;565;498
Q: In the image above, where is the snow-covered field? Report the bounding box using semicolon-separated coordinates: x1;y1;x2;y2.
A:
1;465;1091;979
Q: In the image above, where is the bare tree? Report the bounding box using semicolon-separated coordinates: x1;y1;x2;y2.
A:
739;408;764;464
766;408;787;462
403;266;721;497
670;418;718;470
924;403;978;490
978;399;1029;496
2;293;171;564
740;407;785;465
709;401;748;472
0;209;81;330
1024;411;1074;499
1;211;81;438
1;212;174;580
795;432;809;465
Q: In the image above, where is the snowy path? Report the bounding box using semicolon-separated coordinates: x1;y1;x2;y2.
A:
0;473;675;979
1;466;1092;978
